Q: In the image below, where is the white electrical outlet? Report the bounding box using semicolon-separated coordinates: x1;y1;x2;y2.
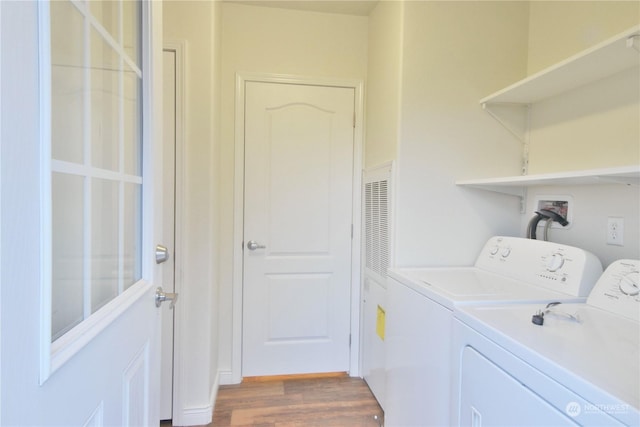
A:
607;217;624;246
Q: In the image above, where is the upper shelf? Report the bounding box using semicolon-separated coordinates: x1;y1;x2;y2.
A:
481;25;640;105
456;165;640;197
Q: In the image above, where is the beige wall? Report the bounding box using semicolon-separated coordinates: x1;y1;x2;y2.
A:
527;1;640;74
526;2;639;174
365;0;403;169
163;0;221;423
522;1;639;263
218;2;368;379
392;1;530;266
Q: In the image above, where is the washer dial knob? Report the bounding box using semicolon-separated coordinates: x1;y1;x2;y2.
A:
546;253;565;272
619;271;640;296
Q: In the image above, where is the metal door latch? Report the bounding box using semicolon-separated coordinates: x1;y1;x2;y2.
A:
155;287;178;309
246;240;266;251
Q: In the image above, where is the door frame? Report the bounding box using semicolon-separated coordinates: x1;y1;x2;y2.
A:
161;41;186;425
230;73;364;383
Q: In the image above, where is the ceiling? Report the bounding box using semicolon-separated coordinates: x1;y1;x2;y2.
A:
224;0;380;16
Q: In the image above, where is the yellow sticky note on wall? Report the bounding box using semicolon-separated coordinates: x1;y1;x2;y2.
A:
376;305;385;341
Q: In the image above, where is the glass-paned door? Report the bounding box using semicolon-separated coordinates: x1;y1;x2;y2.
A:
50;0;142;341
2;1;163;424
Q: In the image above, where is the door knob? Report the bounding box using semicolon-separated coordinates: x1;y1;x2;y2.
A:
155;287;178;309
246;240;266;251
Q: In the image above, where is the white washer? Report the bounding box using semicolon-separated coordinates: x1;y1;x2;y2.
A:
452;259;639;426
385;236;603;427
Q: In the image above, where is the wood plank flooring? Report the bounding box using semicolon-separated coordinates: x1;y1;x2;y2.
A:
170;374;384;427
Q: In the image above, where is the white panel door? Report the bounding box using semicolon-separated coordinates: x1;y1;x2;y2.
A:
0;2;165;426
242;81;355;377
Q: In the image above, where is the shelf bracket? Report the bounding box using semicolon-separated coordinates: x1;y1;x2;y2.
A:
627;35;640;53
481;103;528;144
519;187;528;214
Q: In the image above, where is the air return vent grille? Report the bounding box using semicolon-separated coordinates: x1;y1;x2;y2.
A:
364;163;392;281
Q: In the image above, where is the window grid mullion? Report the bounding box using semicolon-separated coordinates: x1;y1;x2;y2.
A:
82;6;92;320
117;0;125;295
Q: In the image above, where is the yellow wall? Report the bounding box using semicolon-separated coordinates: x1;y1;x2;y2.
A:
526;2;640;174
218;2;369;378
392;1;530;266
527;1;640;73
365;0;403;169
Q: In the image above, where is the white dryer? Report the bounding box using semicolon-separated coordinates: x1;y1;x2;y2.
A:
451;259;639;426
385;236;603;427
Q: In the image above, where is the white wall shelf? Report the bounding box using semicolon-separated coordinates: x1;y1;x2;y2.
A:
481;25;640;106
456;165;640;198
464;24;640;213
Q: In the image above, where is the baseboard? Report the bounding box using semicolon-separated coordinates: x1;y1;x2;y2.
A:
218;369;240;385
172;372;220;427
209;370;221;417
176;405;212;427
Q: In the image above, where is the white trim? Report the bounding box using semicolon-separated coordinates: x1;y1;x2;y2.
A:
82;0;93;321
176;371;218;427
218;370;235;386
145;1;164;423
50;280;152;372
350;79;364;377
162;40;187;426
209;370;222;418
232;72;364;381
51;159;143;184
0;0;3;419
231;74;245;384
178;406;213;427
68;0;142;77
38;0;54;384
83;401;105;427
363;161;394;182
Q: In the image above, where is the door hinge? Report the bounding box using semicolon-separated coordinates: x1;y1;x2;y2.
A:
351;224;354;239
353;112;356;128
349;334;352;347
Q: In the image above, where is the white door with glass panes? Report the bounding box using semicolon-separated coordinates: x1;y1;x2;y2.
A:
1;1;167;426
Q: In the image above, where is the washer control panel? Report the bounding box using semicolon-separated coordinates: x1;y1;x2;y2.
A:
475;236;603;297
587;259;640;322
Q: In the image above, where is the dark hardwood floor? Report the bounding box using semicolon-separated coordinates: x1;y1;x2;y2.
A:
165;373;384;427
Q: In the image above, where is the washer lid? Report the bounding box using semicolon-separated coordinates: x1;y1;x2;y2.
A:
388;267;586;310
456;302;640;419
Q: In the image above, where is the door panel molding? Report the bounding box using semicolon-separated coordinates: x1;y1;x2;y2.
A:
230;73;363;383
